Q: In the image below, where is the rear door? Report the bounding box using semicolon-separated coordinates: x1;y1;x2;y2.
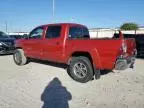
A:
42;25;64;62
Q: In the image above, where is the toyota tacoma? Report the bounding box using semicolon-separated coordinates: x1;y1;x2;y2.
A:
13;23;136;83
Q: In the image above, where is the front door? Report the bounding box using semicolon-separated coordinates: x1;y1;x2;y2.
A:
23;27;44;58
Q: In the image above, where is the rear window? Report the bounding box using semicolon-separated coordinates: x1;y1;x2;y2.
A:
46;26;61;38
69;26;90;39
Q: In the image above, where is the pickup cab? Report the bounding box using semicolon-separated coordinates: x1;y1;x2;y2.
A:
13;23;136;83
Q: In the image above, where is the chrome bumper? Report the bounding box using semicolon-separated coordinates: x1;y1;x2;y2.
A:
115;56;135;70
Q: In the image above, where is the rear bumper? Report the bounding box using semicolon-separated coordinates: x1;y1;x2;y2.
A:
115;56;135;70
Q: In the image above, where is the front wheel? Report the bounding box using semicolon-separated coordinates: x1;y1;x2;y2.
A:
13;49;27;66
67;56;94;83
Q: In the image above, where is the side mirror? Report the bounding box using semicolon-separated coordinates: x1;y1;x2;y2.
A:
23;34;29;39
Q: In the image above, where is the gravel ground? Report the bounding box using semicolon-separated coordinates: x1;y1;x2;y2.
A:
0;55;144;108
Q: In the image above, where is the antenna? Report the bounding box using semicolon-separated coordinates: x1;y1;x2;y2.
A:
52;0;55;22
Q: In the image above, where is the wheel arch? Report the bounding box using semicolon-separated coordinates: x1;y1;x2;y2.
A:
68;51;92;64
15;47;22;49
67;50;102;69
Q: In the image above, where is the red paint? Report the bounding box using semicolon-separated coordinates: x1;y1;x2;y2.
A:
15;23;136;70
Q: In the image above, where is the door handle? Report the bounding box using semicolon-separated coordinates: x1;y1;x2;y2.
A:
56;42;60;45
27;48;32;50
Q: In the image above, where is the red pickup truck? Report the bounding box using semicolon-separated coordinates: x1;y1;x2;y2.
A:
13;23;136;83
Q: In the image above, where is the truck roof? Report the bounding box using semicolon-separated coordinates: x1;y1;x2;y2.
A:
39;23;87;28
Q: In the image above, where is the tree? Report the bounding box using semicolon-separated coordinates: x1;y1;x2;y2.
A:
120;23;139;30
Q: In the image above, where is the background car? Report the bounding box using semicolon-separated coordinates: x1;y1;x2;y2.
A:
9;34;28;40
0;31;15;54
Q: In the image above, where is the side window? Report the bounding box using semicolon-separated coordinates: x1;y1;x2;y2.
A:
46;26;61;38
82;27;90;38
69;27;82;39
29;27;44;39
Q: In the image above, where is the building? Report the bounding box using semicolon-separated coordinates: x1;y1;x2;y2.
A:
89;27;144;38
8;32;29;35
89;28;116;38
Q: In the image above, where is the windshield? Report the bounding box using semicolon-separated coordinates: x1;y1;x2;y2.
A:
0;31;9;38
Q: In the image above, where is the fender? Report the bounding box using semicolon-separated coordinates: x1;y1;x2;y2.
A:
14;39;23;49
66;49;102;70
91;48;103;69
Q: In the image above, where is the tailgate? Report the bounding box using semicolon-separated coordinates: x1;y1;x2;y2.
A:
125;38;136;56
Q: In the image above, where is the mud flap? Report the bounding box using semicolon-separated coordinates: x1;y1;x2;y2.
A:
94;67;101;79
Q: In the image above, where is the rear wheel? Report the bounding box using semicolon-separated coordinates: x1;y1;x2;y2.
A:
13;49;27;66
68;56;94;83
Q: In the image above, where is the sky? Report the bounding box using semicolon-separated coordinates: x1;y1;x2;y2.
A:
0;0;143;32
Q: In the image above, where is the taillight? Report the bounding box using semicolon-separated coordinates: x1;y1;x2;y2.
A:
122;40;127;53
120;40;127;55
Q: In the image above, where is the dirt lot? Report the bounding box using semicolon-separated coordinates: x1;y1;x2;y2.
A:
0;55;144;108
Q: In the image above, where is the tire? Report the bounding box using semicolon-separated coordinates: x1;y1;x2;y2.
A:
13;49;27;66
68;56;94;83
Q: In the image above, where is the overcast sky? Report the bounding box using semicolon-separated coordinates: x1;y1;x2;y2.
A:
0;0;143;32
